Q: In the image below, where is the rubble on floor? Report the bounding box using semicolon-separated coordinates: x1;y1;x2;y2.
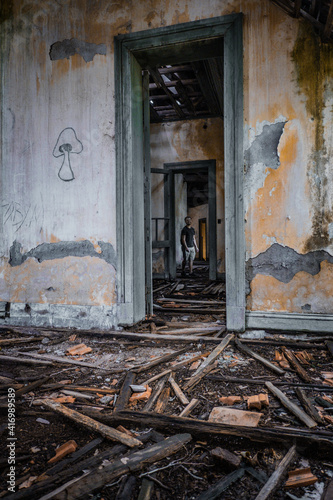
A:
0;280;333;498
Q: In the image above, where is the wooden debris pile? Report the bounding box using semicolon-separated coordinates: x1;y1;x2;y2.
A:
1;322;333;499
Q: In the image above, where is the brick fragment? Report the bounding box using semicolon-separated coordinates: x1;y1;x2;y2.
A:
48;440;78;464
66;343;92;356
285;467;318;489
128;385;152;403
211;447;241;470
219;396;242;406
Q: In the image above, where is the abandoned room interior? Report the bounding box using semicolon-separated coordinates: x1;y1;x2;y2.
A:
1;0;333;499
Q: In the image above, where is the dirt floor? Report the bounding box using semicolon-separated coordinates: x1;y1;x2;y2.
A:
0;272;333;499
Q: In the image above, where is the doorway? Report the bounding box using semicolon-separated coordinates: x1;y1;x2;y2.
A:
151;160;217;281
115;14;245;331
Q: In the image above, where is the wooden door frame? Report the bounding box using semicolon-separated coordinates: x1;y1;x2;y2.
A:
164;160;217;281
199;218;207;262
115;14;245;330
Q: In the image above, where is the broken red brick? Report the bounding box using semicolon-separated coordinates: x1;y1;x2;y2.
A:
285;467;318;489
128;385;152;404
219;396;242;406
66;343;92;356
208;407;262;427
47;440;78;464
247;393;269;410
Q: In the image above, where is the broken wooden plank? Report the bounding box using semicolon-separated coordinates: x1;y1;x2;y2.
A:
235;338;285;375
142;352;210;386
15;376;51;397
113;371;136;413
154;387;170;413
169;374;189;405
0;354;53;366
191;334;234;380
280;347;313;383
326;341;333;359
254;445;297;500
183;361;218;391
104;410;333;449
17;352;119;371
51;433;192;500
178;398;199;417
197;468;245;500
143;376;167;412
207;375;333;392
133;346;189;373
0;336;43;346
265;382;317;428
295;387;324;425
43;400;142;448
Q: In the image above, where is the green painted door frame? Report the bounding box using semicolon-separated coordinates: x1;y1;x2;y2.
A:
115;14;245;330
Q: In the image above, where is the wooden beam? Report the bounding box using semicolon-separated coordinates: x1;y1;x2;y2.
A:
103;410;333;449
294;0;302;17
148;66;185;119
254;445;297;500
54;433;192;499
265;382;317;428
323;0;333;39
235;339;285;376
43;400;143;448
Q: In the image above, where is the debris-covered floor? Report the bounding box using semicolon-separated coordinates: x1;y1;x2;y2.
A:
1;273;333;499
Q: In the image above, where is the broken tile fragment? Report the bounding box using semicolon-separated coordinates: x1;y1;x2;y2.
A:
48;440;78;464
211;447;241;469
208;407;262;427
219;396;242;406
284;467;318;489
66;343;92;356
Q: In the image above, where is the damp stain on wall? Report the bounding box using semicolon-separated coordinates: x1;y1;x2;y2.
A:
50;38;107;63
246;242;333;295
292;22;333;252
9;240;117;269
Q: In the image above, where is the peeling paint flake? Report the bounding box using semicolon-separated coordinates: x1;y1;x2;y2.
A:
49;38;106;63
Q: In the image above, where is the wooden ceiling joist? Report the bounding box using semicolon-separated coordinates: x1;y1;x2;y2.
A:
323;1;333;39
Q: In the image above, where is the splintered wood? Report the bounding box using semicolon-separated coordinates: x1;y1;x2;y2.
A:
1;319;333;500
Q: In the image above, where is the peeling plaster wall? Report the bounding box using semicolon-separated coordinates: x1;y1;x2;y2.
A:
150;118;224;272
2;0;333;326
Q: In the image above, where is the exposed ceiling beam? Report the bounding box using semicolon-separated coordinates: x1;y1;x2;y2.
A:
293;0;302;17
149;92;201;101
175;80;197;116
191;61;222;116
149;78;197;89
149;103;162;122
158;65;192;74
323;1;333;39
148;66;185;119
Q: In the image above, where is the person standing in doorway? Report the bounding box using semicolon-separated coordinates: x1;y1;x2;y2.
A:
181;216;198;276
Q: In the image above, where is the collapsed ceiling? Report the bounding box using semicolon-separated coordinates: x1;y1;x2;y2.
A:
269;0;333;40
147;57;224;123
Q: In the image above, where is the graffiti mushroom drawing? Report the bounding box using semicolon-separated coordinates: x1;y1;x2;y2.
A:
53;128;83;181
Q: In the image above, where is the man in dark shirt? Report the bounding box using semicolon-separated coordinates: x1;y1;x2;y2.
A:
181;216;198;276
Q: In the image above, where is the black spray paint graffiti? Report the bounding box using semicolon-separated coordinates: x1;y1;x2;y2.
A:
53;128;83;181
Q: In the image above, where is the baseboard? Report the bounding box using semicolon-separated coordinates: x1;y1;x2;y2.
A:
0;302;118;331
246;310;333;333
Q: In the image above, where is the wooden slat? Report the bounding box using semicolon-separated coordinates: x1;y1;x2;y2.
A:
43;400;143;448
148;66;185;119
265;382;317;428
